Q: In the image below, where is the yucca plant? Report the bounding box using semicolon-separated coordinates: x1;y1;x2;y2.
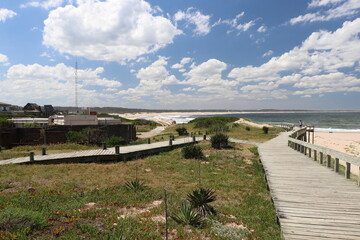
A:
124;179;148;192
182;145;204;159
187;188;217;216
171;202;204;227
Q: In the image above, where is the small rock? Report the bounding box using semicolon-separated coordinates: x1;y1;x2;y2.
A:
85;202;96;208
28;187;36;193
145;168;152;173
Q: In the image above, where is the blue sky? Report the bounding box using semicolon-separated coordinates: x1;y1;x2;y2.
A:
0;0;359;110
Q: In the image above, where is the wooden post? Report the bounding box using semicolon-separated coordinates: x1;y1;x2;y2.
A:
147;138;150;144
345;162;351;179
169;139;172;146
42;148;46;155
304;146;307;155
29;152;34;162
320;152;323;164
115;145;120;154
103;143;107;150
309;148;312;158
334;158;339;173
314;150;317;161
203;135;206;140
193;136;196;142
327;155;331;168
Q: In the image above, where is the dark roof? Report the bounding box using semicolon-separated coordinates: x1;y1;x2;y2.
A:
0;102;11;106
24;103;42;112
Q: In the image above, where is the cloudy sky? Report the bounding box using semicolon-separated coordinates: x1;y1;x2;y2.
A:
0;0;359;110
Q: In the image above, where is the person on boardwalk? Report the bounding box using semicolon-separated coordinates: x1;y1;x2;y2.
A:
299;120;303;128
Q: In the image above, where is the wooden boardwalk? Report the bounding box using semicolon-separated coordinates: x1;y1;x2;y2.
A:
259;132;360;240
0;137;199;165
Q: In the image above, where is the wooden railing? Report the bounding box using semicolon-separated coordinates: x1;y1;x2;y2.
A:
273;122;295;131
288;128;360;185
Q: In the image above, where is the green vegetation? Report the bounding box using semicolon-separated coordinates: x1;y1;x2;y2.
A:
104;136;124;147
124;179;148;192
211;133;229;149
0;140;281;239
187;187;217;216
175;127;188;136
262;126;269;134
23;123;41;128
171;202;204;227
0;208;46;233
181;145;204;159
0;143;97;160
190;116;238;129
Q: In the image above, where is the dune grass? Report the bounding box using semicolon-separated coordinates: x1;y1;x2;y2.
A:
0;141;281;239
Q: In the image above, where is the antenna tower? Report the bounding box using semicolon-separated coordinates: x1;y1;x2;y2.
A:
74;58;78;108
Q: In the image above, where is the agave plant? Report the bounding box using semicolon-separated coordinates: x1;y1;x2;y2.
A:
171;202;204;227
187;188;217;216
124;179;148;192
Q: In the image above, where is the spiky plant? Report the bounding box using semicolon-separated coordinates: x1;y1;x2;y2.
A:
171;202;204;227
187;188;217;216
124;179;148;192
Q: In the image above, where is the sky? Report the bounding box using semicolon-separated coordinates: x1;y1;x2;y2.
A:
0;0;359;110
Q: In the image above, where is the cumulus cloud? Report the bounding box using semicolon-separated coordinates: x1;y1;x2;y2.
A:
43;0;182;63
0;53;10;66
0;63;121;106
174;8;211;35
20;0;69;10
289;0;360;24
171;57;192;69
0;8;16;22
229;18;360;98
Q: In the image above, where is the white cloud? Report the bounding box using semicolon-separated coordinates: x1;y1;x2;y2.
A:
0;53;10;66
20;0;68;10
43;0;182;63
289;0;360;24
214;12;258;35
262;50;274;58
0;8;16;22
180;57;192;65
171;57;192;69
257;25;267;32
229;18;360;97
0;63;121;106
236;20;256;32
174;8;211;36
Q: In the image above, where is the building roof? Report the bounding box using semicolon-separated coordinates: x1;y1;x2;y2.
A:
0;102;11;106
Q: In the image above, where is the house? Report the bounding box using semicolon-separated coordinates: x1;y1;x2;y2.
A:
43;105;55;117
23;103;42;116
0;102;11;113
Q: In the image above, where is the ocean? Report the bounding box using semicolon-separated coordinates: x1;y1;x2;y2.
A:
144;111;360;133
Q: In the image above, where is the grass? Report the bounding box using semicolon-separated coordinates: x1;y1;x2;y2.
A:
0;141;281;239
0;143;98;160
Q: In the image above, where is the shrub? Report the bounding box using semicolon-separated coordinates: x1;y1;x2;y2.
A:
210;133;229;149
262;126;269;134
23;123;40;128
187;188;217;216
182;145;204;159
104;136;124;147
0;208;46;232
176;127;188;136
66;128;104;145
208;123;229;133
124;179;148;192
190;116;238;129
171;202;204;227
245;126;251;131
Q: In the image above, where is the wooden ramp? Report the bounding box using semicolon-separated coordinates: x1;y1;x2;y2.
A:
259;132;360;240
0;137;199;165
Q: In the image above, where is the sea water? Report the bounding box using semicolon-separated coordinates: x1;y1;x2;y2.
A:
145;111;360;133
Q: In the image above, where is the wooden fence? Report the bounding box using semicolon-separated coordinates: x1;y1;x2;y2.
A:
288;127;360;185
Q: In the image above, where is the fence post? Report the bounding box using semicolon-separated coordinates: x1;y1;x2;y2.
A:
30;152;34;162
193;136;196;142
115;145;120;154
147;138;151;144
169;139;172;146
42;148;46;155
309;148;312;158
320;152;323;165
314;150;317;161
203;135;206;140
334;158;339;173
103;143;107;150
327;155;331;168
345;163;351;179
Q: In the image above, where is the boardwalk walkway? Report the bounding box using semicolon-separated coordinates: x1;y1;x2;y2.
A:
0;137;199;165
259;132;360;240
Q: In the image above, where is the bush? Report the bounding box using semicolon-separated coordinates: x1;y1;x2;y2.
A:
171;202;204;227
176;127;188;136
0;208;46;232
190;116;238;129
262;126;269;134
208;123;229;133
182;145;204;159
210;133;229;149
187;188;217;216
245;126;251;131
66;128;104;145
23;123;40;128
104;136;124;147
